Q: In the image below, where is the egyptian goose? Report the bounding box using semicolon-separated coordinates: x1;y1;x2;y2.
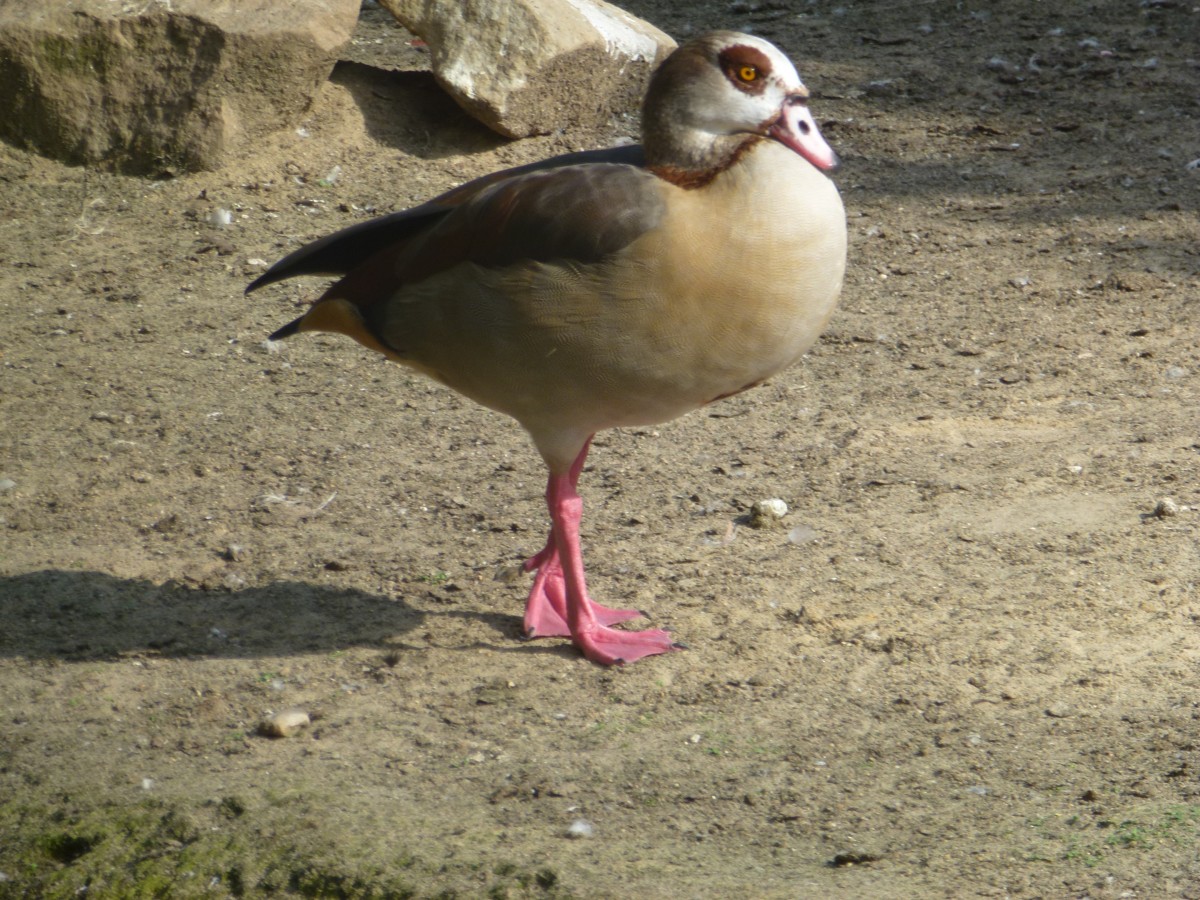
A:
249;31;847;665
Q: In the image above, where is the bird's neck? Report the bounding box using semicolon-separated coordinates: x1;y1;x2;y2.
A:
645;131;760;190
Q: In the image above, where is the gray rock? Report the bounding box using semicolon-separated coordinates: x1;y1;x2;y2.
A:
0;0;360;174
380;0;675;138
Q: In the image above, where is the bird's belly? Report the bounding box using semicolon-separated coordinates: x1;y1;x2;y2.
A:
395;257;840;436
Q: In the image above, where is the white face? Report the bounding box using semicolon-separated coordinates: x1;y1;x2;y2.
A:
697;33;838;172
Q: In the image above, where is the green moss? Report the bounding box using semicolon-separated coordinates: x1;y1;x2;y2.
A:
1027;802;1200;869
38;830;99;864
2;798;275;897
286;863;416;899
0;795;575;898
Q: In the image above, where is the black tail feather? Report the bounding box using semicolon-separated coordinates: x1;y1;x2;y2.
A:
269;317;304;341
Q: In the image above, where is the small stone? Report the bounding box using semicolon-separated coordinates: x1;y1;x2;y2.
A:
259;708;311;738
829;850;882;867
748;498;788;529
0;478;15;491
1045;702;1072;719
1152;497;1179;519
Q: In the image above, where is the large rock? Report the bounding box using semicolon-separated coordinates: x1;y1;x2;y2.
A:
0;0;361;175
380;0;676;138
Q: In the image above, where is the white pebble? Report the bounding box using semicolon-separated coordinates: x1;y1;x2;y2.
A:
757;498;788;517
0;478;15;491
207;208;233;228
567;819;594;839
749;498;789;529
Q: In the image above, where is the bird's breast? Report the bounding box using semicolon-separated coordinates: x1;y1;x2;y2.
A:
608;141;847;410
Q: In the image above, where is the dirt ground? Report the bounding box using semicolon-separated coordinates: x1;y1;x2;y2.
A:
2;1;1199;897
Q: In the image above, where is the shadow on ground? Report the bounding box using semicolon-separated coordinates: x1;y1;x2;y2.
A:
0;570;424;660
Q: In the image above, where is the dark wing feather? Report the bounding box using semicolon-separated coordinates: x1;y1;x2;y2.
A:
246;144;647;294
315;162;666;338
396;164;664;282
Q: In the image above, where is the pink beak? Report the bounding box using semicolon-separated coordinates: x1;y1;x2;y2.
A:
768;96;839;171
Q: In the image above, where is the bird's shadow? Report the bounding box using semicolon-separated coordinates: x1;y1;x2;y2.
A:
0;569;573;662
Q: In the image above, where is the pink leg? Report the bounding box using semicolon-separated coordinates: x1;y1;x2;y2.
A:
523;441;679;665
523;441;644;638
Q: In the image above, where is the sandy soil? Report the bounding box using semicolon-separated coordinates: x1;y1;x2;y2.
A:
2;1;1199;897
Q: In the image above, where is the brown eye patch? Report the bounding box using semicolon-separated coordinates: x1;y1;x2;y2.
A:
718;44;773;95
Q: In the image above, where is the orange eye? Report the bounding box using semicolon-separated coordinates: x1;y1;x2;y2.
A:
738;65;758;82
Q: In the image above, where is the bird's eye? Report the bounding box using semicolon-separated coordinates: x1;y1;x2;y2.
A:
738;65;758;82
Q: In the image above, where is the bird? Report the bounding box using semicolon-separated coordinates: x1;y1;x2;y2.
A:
248;31;847;666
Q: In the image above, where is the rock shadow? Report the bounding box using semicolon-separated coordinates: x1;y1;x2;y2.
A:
330;61;507;160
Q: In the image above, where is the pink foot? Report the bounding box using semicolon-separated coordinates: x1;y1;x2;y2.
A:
574;624;680;666
519;439;683;666
523;543;643;638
